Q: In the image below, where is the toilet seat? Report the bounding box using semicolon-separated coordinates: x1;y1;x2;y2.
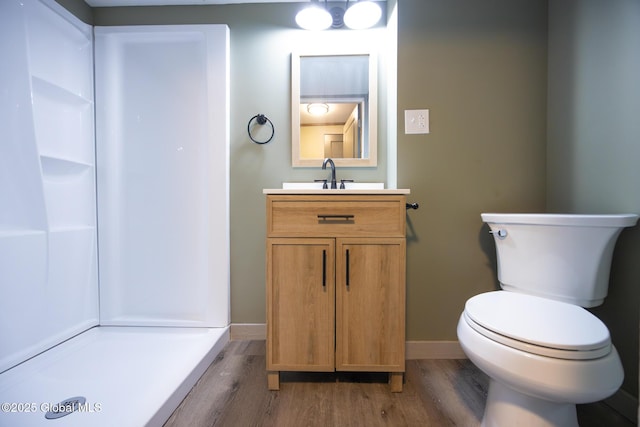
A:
464;291;611;360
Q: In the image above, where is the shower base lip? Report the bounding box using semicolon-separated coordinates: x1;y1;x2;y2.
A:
0;325;229;427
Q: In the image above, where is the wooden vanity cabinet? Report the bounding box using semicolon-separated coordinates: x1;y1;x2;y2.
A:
266;194;406;392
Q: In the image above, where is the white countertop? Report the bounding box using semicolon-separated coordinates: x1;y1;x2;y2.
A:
263;189;411;195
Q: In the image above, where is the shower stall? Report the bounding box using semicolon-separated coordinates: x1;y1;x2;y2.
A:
0;0;230;425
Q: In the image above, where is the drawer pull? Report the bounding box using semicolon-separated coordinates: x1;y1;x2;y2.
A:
317;214;355;221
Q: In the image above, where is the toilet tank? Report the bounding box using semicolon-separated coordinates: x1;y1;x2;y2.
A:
482;213;638;307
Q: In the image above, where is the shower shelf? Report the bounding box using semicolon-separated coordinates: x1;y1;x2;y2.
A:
0;229;46;239
31;76;92;106
32;78;94;166
48;225;95;233
40;155;93;177
41;158;95;230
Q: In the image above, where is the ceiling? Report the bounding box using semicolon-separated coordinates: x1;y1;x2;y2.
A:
85;0;315;6
85;1;386;9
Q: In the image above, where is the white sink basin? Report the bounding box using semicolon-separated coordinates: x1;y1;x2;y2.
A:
282;182;385;190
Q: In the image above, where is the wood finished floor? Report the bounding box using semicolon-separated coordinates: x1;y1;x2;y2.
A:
164;340;635;427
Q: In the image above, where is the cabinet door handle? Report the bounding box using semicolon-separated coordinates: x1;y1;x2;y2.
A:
317;214;355;221
322;249;326;288
345;249;350;288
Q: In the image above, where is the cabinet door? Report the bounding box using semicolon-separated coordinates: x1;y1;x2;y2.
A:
335;238;406;372
267;238;335;371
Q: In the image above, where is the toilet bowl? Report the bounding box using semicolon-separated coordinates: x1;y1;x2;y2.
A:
458;213;638;427
458;291;623;427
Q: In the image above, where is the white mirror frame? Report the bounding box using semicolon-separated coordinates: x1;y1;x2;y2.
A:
291;50;378;167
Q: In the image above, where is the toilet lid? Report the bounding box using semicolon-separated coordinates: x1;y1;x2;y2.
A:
464;291;611;360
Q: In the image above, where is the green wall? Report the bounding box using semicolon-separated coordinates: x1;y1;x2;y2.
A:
547;0;640;397
397;0;548;340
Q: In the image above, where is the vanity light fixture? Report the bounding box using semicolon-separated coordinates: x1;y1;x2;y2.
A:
307;103;330;115
296;0;382;31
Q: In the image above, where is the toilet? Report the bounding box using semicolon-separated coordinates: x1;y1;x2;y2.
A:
457;213;638;427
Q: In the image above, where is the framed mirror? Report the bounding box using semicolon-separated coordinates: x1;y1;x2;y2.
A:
292;51;377;167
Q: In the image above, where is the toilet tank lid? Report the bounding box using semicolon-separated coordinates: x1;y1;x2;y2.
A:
465;291;610;352
481;213;639;227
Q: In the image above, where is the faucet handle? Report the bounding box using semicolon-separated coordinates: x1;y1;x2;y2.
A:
314;179;328;189
339;179;354;189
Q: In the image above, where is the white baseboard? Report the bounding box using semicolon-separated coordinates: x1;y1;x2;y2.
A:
230;323;266;340
604;387;638;424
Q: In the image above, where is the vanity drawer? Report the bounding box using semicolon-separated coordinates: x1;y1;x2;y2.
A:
267;195;406;237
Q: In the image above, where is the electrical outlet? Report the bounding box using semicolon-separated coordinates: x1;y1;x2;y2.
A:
404;109;430;134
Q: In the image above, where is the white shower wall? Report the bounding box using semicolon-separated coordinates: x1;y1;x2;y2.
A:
94;25;230;327
1;0;230;376
0;0;98;373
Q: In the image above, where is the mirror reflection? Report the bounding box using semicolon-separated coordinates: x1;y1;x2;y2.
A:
292;52;377;167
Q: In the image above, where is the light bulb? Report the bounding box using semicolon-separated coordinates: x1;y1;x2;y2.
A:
295;6;332;31
343;1;382;30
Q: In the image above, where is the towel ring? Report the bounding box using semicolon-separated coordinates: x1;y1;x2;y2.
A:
247;114;275;144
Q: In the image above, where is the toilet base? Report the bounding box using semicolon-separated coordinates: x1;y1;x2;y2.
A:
482;380;578;427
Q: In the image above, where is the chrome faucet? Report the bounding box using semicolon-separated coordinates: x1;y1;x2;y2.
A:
322;158;337;189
